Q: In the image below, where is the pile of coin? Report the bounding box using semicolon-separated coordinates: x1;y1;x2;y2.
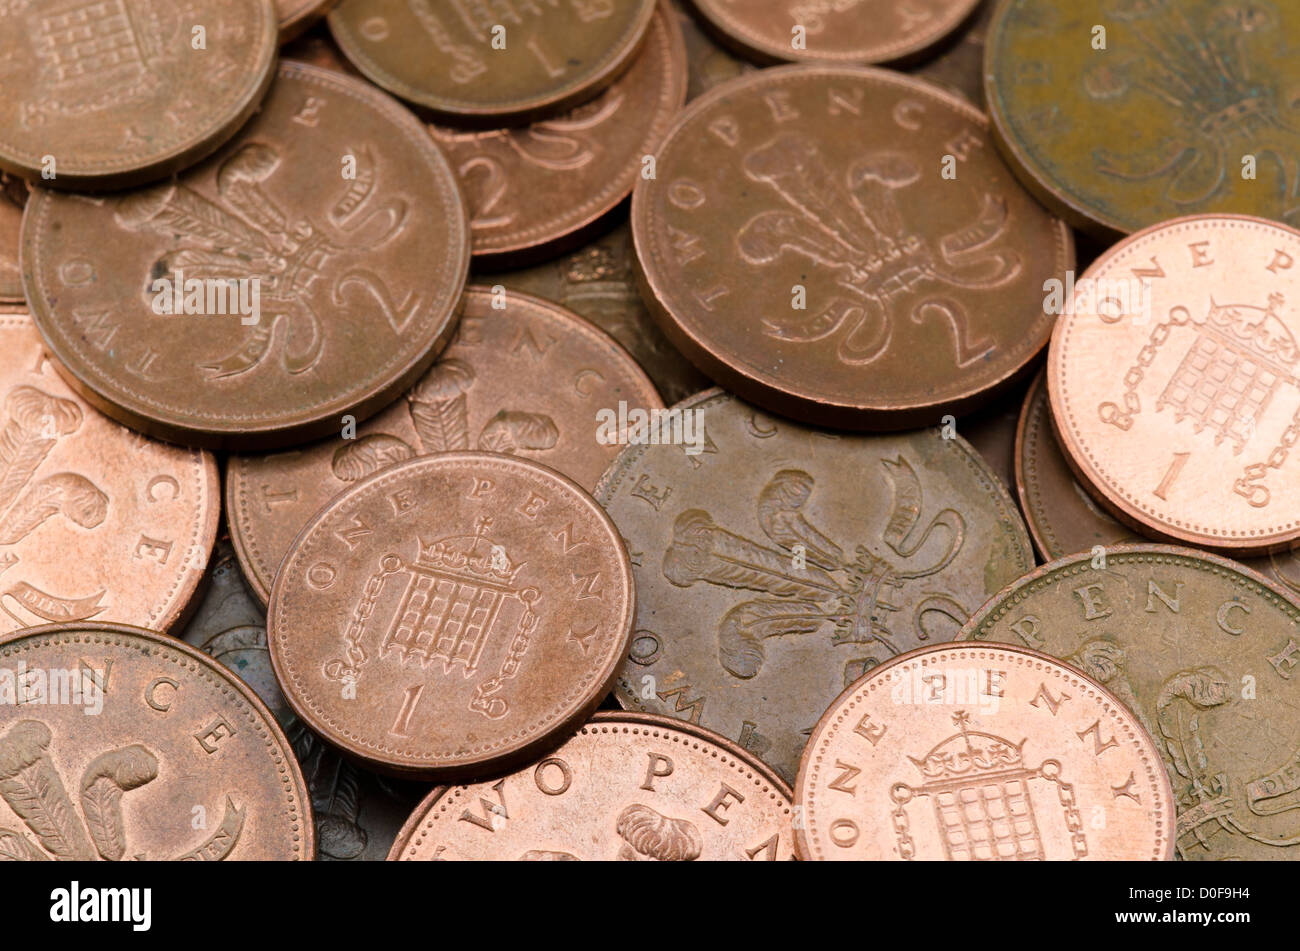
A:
0;0;1297;863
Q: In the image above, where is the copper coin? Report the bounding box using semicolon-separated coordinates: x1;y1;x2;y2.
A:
0;311;218;635
279;0;340;42
495;224;709;406
632;66;1073;430
957;384;1022;495
268;453;634;778
180;539;422;860
681;0;981;66
1049;214;1300;555
430;2;686;268
0;174;27;303
389;712;794;860
0;0;277;191
594;388;1034;783
228;285;661;603
795;642;1175;860
0;622;312;860
328;0;657;126
985;0;1300;238
21;61;470;451
958;546;1300;861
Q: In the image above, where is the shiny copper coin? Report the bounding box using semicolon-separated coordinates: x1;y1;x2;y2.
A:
328;0;657;126
496;225;709;406
390;712;793;860
595;389;1034;783
985;0;1300;238
0;622;313;860
268;453;634;778
21;62;470;451
431;2;686;267
959;546;1300;861
1049;215;1300;555
796;642;1175;860
1019;368;1300;597
0;0;277;191
0;311;217;635
180;539;422;860
0;174;26;303
279;0;340;42
632;66;1073;430
228;285;661;603
682;0;980;65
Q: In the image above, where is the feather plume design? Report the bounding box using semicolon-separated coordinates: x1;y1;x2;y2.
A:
0;473;108;544
0;720;93;860
80;746;159;861
332;435;415;484
407;359;475;453
478;412;559;454
0;387;82;515
313;756;367;860
0;828;47;861
116;184;269;257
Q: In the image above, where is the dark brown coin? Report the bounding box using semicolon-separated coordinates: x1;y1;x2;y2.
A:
389;712;794;860
911;0;992;105
180;539;423;860
0;174;26;303
957;383;1022;495
21;61;470;450
279;0;340;42
268;453;634;778
494;224;709;406
1017;368;1300;591
431;2;686;268
632;66;1073;430
0;622;313;860
673;0;753;101
0;0;278;191
681;0;981;65
228;285;661;603
0;311;218;636
594;389;1034;783
985;0;1300;238
328;0;657;126
959;546;1300;861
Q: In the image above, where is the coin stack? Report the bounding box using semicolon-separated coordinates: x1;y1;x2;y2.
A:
0;0;1296;865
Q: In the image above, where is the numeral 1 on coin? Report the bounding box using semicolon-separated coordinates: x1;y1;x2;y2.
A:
1153;452;1191;501
391;684;424;737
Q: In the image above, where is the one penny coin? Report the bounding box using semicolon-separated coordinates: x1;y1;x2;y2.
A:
268;453;634;778
21;61;470;450
0;622;313;860
228;286;661;603
328;0;657;126
959;546;1300;861
389;712;794;860
1048;214;1300;555
632;66;1072;430
986;0;1300;238
431;1;687;268
0;0;278;190
682;0;981;66
0;311;218;636
594;389;1034;783
796;642;1176;861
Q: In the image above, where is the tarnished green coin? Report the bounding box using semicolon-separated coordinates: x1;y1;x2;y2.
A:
595;388;1034;783
985;0;1300;237
959;544;1300;861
